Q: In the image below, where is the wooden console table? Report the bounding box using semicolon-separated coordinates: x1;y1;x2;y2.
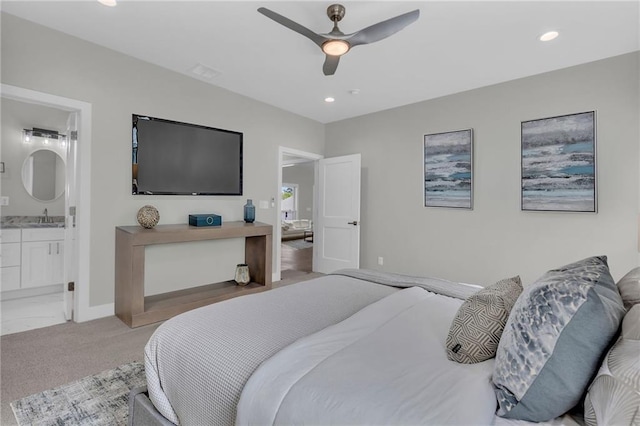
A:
115;221;272;328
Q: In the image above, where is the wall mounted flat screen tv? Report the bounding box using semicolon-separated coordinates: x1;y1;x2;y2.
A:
132;114;242;195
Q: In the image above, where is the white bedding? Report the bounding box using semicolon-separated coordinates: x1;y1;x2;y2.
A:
144;270;584;426
236;286;498;425
144;275;397;425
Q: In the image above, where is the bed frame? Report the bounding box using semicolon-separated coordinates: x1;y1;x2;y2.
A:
129;386;173;426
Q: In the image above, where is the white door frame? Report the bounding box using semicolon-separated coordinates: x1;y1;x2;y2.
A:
276;146;322;281
63;111;78;320
1;84;94;322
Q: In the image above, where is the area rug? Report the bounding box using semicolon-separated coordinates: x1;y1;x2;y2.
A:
11;361;145;426
282;239;313;250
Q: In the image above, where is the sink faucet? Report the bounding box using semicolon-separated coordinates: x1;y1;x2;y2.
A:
42;208;50;223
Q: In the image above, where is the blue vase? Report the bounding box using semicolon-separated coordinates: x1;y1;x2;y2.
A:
244;199;255;223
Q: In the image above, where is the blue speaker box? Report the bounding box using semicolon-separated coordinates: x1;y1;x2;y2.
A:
189;214;222;227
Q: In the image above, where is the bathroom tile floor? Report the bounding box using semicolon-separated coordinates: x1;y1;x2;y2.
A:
1;293;67;336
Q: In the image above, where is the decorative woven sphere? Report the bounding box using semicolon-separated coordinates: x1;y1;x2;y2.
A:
137;205;160;229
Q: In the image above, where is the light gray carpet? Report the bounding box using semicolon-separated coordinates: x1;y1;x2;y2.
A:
1;316;160;426
11;361;145;426
1;273;323;426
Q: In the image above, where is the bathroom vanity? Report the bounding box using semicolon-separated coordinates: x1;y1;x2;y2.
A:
1;219;65;297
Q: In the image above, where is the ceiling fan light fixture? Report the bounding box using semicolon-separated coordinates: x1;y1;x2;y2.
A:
322;39;350;56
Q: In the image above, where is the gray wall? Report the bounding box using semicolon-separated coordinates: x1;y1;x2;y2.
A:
282;162;314;221
1;98;68;216
1;13;325;305
3;12;638;307
326;52;640;286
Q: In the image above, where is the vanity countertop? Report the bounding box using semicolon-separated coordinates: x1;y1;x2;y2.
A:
1;216;65;229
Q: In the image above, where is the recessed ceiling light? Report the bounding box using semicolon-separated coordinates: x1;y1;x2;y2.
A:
325;97;335;103
98;0;117;6
539;31;559;42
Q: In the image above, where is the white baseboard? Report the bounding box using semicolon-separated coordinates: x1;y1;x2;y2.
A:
77;302;114;322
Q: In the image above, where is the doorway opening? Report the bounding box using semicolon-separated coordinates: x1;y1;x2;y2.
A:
1;84;92;332
277;147;322;282
0;99;70;335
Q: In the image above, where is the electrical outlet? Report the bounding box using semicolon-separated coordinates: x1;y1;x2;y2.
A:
0;196;8;206
377;256;384;266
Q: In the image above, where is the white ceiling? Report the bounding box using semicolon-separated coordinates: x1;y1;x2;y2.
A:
2;1;639;123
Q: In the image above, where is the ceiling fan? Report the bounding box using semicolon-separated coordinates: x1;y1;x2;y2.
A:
257;4;420;76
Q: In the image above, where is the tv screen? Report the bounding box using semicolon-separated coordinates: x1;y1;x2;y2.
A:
132;115;242;195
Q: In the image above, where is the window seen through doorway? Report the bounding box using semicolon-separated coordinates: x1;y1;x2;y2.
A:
282;184;298;220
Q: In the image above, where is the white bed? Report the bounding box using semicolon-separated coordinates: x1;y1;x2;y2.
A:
236;285;582;426
237;286;497;425
136;268;623;426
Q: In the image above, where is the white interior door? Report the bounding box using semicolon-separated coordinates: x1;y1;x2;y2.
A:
63;112;78;320
314;154;361;273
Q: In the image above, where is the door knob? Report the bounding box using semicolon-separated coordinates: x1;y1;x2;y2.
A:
348;221;358;226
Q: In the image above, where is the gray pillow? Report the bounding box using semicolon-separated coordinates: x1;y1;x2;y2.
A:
492;256;625;422
584;304;640;425
446;276;523;364
616;267;640;311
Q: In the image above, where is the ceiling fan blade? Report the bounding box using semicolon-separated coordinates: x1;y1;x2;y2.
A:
347;9;420;47
258;7;327;48
323;55;340;76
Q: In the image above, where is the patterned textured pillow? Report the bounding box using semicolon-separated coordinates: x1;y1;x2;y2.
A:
616;267;640;311
446;276;523;364
492;256;625;422
584;304;640;426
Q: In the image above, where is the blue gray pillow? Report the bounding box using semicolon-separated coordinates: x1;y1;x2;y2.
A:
492;256;625;421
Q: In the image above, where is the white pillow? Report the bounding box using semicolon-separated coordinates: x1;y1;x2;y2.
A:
616;267;640;311
584;304;640;425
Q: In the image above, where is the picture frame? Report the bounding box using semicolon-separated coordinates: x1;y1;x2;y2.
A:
424;129;473;209
521;111;596;212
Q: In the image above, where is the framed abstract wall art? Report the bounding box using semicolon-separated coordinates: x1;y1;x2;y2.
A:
521;111;596;212
424;129;473;209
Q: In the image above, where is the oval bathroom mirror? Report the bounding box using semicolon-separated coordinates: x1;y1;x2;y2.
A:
21;149;65;202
